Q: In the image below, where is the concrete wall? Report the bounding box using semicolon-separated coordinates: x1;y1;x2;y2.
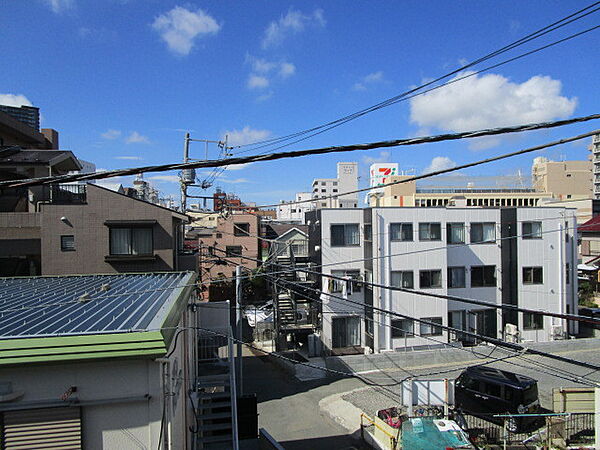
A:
39;184;184;275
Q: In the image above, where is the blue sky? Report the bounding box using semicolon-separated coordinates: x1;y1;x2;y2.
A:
1;1;599;207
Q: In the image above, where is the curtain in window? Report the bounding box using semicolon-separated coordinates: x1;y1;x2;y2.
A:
482;224;495;242
110;228;130;255
449;267;465;287
347;317;360;346
344;225;359;245
449;224;465;243
132;228;152;255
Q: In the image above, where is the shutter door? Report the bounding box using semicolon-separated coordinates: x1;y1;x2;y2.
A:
2;407;81;449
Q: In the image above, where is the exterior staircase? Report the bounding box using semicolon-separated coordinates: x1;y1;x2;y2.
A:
194;329;239;449
276;292;296;327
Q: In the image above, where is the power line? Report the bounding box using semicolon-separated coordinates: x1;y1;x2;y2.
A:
210;220;598;326
214;247;600;371
229;3;600;153
260;271;599;386
2;117;599;189
229;128;600;209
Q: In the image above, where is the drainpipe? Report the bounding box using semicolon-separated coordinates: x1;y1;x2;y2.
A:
157;358;171;450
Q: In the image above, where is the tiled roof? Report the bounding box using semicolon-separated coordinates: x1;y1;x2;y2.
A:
580;215;600;233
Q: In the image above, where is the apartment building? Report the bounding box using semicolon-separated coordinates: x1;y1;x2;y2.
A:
590;133;600;199
531;156;592;200
310;207;578;355
312;162;358;209
276;192;314;222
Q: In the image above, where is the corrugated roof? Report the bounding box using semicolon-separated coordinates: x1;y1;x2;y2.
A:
580;215;600;233
0;272;196;366
0;272;192;338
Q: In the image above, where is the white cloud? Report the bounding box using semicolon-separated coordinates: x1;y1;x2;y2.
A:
224;126;272;147
245;56;295;92
353;71;385;91
422;156;457;174
410;72;577;149
262;8;325;49
279;62;296;78
0;93;33;107
217;177;251;184
44;0;74;13
101;129;121;140
247;75;269;90
362;150;391;165
126;131;150;144
152;6;220;56
115;156;143;160
148;175;180;183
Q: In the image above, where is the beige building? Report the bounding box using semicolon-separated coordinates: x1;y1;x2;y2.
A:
531;157;592;200
369;176;551;208
188;210;220;228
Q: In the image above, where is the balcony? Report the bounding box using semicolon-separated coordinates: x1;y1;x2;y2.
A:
43;184;87;204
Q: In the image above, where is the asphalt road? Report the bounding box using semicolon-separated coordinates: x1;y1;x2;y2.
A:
242;342;600;448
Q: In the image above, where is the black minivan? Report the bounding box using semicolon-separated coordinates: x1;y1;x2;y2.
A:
454;366;540;432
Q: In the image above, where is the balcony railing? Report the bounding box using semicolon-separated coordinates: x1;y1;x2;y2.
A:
43;184;87;204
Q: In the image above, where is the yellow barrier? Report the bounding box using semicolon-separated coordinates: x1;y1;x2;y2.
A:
360;413;399;449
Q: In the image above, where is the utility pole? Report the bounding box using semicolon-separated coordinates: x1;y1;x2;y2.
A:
235;265;243;395
180;132;191;212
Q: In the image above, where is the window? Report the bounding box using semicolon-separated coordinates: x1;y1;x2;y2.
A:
233;223;250;236
110;227;153;255
321;182;326;186
331;270;362;293
522;221;542;239
60;235;75;251
447;223;465;244
333;181;338;186
418;222;441;241
390;271;414;289
470;223;496;243
523;266;543;284
391;319;414;338
321;203;327;207
225;245;243;257
471;265;496;287
364;224;372;241
419;270;442;288
332;316;360;347
331;224;360;247
483;382;502;398
523;312;544;330
321;189;326;193
566;263;570;284
390;223;413;241
448;267;466;288
420;317;443;336
216;233;222;238
333;189;338;193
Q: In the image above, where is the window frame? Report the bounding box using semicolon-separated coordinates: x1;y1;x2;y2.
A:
225;245;243;257
419;269;442;289
233;222;250;236
390;223;413;242
391;319;414;338
522;221;542;239
447;266;466;288
330;223;360;247
470;265;497;287
108;226;154;256
390;270;414;289
420;317;443;336
470;222;496;244
523;312;544;330
60;235;75;252
418;222;442;241
522;266;543;285
447;222;465;244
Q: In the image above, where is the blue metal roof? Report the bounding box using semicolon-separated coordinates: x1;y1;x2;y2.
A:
0;272;195;338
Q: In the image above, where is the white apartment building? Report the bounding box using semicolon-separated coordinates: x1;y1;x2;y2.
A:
311;207;578;354
312;162;359;209
589;133;600;199
277;192;314;223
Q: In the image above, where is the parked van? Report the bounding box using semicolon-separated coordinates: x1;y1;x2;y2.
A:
454;366;540;432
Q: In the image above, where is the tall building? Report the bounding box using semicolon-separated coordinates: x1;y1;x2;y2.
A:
590;133;600;199
309;206;578;354
0;104;40;130
531;156;592;200
312;161;358;208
